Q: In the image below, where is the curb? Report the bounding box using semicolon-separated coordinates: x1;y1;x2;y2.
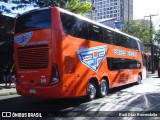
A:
0;92;17;96
0;84;17;96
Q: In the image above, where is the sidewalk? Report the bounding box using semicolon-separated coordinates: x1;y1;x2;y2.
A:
0;83;17;96
0;71;159;97
146;70;158;78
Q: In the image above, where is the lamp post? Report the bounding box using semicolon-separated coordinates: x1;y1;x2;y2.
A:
144;14;158;73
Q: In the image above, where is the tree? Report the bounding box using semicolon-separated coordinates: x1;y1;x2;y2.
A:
0;0;92;15
36;0;92;14
122;20;155;43
154;30;160;45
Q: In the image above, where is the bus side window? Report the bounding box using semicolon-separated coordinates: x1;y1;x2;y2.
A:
60;12;76;36
119;59;127;69
128;60;135;69
141;53;146;67
103;29;114;44
130;38;139;50
74;19;89;39
138;41;144;52
114;33;124;47
88;23;103;42
124;37;131;48
107;58;119;70
128;59;141;69
60;12;89;40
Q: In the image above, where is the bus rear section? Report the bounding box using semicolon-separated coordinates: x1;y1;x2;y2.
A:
14;8;62;98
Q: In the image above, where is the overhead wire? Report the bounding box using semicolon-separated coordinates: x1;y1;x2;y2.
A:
154;17;160;27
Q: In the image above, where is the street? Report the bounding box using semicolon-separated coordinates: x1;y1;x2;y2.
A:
0;72;160;119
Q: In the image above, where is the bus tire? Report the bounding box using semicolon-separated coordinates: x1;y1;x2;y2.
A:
97;79;108;98
86;81;96;101
137;73;142;84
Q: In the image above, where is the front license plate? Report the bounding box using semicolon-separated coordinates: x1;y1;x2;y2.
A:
29;89;36;94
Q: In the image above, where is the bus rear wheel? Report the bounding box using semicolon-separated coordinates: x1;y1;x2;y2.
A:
97;79;108;98
86;81;96;101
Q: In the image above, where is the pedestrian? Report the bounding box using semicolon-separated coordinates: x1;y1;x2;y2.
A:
2;64;10;87
10;64;16;85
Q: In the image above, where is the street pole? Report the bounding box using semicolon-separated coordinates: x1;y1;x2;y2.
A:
144;14;158;73
127;0;130;33
128;0;129;21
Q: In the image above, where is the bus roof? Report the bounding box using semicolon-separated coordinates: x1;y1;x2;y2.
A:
58;7;142;43
18;6;142;43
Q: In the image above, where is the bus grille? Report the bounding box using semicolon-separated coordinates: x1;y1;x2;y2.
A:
17;45;49;69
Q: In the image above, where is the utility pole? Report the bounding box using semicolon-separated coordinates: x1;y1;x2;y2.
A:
144;14;158;73
128;0;129;21
127;0;130;33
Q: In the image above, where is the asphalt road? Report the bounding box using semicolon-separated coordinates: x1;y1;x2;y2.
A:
0;72;160;119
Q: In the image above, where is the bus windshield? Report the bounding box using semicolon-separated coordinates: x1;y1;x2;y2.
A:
15;9;51;34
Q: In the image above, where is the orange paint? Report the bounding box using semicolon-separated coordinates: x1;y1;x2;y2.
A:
14;7;144;99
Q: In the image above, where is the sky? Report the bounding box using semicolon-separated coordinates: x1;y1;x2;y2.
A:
1;0;160;30
133;0;160;30
0;2;38;17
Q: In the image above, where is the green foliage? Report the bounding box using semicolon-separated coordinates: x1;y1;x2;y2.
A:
122;20;155;43
154;30;160;45
0;0;92;15
67;0;92;14
37;0;92;14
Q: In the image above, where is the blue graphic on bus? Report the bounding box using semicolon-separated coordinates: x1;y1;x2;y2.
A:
14;32;32;47
77;46;107;72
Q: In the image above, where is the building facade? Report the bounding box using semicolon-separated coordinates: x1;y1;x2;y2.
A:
79;0;133;21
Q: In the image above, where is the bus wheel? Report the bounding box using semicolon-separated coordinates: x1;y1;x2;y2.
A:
97;79;108;98
137;74;142;84
86;81;96;101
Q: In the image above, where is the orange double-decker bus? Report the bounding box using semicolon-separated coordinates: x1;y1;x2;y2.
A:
14;7;145;101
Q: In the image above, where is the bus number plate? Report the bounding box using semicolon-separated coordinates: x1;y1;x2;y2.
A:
29;89;36;94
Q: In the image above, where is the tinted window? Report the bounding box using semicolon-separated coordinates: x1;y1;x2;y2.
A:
123;36;131;48
114;33;126;47
15;9;51;34
103;29;114;44
60;12;89;40
141;53;146;67
88;24;103;42
75;19;89;39
130;38;139;50
119;59;127;69
107;58;141;71
128;59;141;69
107;58;119;70
138;41;144;52
114;34;132;48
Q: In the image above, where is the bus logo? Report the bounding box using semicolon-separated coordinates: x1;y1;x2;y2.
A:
14;32;32;47
77;46;107;72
